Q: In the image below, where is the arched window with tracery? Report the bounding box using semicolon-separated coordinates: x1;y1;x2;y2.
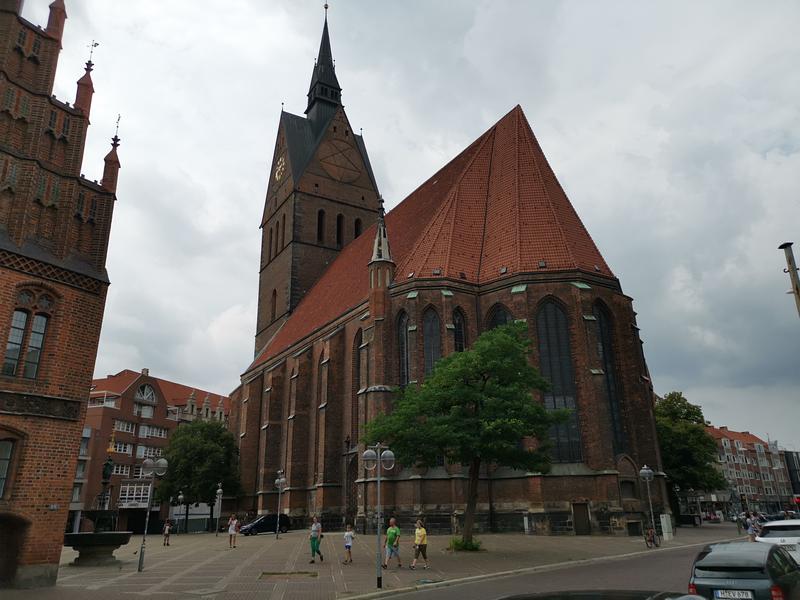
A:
336;213;344;248
317;209;326;244
397;311;409;386
536;300;582;463
270;289;277;322
3;288;54;379
487;304;513;330
595;302;626;455
423;308;442;376
351;329;362;445
453;308;467;352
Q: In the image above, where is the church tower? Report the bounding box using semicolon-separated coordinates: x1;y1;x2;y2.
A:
255;8;380;356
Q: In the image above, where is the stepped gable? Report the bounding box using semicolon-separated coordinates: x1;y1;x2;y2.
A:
248;105;613;370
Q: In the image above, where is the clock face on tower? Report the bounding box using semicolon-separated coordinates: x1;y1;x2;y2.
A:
319;139;361;183
274;156;286;182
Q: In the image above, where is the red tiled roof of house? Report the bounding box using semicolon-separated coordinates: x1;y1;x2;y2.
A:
90;369;141;396
91;369;230;415
706;425;766;447
248;105;613;372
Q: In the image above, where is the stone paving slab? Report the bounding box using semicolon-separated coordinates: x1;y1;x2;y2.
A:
2;523;741;600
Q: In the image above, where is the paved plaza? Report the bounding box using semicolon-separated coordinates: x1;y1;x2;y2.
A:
7;523;741;599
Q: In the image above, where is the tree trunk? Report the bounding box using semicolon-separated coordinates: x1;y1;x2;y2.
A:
462;457;481;543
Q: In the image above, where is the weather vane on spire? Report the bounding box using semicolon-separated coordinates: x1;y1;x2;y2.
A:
87;40;99;62
114;114;121;136
111;114;121;148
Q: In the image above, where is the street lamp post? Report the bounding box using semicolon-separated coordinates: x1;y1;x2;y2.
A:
137;457;168;572
275;471;287;539
215;483;223;537
639;465;656;537
177;490;184;534
363;443;395;590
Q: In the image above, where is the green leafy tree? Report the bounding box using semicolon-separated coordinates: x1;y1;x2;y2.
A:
157;420;241;518
655;391;726;493
365;322;566;543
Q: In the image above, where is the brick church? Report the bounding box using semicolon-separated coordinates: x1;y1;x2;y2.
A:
0;1;119;587
231;11;666;535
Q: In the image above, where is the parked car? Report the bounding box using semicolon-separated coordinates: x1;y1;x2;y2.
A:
756;520;800;563
688;542;800;599
239;513;291;536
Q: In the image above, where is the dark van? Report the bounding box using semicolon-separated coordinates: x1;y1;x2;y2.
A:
240;514;291;536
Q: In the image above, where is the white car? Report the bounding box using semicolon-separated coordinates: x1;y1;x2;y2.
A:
755;519;800;563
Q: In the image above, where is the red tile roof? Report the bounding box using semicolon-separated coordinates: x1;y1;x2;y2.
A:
91;369;230;415
248;105;614;372
706;425;767;447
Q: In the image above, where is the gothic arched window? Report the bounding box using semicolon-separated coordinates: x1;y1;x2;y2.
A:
351;330;362;445
423;308;442;376
317;210;326;244
268;227;273;261
397;311;409;386
453;308;467;352
336;213;344;248
3;288;53;379
595;302;626;455
354;218;362;239
270;289;277;322
487;304;513;330
275;220;281;255
536;300;582;463
281;214;286;248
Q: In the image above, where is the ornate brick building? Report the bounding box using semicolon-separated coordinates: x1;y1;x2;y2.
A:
68;369;229;535
0;0;120;588
231;12;666;536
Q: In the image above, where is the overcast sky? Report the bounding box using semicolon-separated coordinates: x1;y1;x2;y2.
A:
22;1;799;447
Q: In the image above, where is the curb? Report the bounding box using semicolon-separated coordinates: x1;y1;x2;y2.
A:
342;535;742;600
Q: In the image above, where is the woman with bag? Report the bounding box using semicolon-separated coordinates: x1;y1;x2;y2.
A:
309;516;324;563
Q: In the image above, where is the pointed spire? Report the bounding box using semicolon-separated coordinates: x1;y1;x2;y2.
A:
305;3;342;122
75;60;94;116
47;0;67;41
102;119;121;192
370;196;393;264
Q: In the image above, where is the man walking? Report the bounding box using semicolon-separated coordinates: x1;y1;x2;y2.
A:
382;517;402;569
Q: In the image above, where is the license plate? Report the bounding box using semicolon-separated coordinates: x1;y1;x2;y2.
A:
714;591;753;599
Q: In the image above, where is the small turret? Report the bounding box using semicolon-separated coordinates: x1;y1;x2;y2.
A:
46;0;66;41
75;61;94;116
101;135;120;193
368;196;394;318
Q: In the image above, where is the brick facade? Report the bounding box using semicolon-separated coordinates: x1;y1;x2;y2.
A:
0;2;119;588
232;13;667;538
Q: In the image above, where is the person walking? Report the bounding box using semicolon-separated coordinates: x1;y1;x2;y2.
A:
745;512;759;542
342;523;355;564
227;514;239;548
309;516;324;563
735;513;743;535
410;519;429;570
162;520;172;546
382;517;402;569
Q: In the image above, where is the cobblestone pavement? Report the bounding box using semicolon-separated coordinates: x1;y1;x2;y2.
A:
4;523;741;599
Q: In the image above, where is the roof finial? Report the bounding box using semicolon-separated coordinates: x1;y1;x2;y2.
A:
111;114;121;148
324;2;329;18
281;101;284;112
87;39;99;62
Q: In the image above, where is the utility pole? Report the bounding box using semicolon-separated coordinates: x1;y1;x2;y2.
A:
779;242;800;318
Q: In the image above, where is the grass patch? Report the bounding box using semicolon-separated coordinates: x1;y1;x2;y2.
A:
448;537;483;552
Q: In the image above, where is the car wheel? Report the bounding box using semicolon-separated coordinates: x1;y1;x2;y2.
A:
280;525;288;534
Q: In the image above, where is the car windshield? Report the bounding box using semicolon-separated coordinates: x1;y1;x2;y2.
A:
760;526;800;538
693;566;766;580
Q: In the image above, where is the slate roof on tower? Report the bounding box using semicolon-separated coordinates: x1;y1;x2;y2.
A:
248;105;614;371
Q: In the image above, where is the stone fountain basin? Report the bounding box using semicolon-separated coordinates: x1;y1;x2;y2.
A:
64;532;133;567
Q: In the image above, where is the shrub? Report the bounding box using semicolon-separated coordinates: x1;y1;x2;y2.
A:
449;537;482;552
